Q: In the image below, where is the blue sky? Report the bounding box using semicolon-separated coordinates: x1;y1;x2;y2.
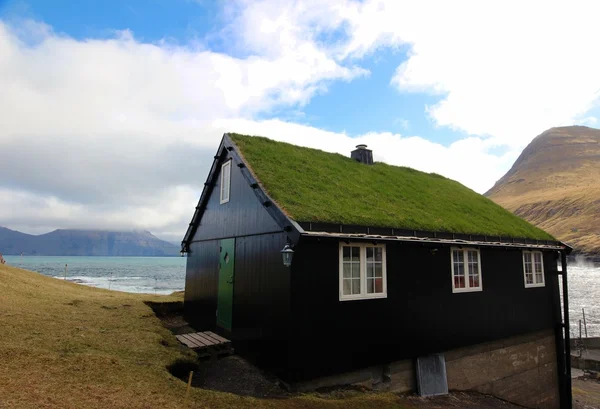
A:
0;0;598;240
0;0;469;143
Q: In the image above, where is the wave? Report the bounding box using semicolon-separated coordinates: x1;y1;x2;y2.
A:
52;275;181;295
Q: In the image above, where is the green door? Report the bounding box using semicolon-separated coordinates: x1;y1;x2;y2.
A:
217;238;235;331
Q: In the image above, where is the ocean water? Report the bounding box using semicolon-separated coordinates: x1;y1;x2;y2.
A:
3;255;600;335
567;260;600;338
3;255;186;295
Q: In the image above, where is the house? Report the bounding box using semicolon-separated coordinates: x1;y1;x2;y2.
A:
181;133;572;409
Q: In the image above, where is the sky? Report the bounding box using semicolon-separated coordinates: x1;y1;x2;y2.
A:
1;0;600;243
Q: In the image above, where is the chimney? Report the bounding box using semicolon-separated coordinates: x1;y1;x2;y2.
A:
351;144;373;165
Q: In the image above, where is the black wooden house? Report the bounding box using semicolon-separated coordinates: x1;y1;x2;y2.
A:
182;134;572;409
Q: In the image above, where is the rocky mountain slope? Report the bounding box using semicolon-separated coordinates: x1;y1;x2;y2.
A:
0;227;179;256
486;125;600;257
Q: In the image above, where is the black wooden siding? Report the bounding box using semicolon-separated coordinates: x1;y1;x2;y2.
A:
184;152;291;373
190;151;281;242
231;232;291;373
184;240;220;329
286;237;558;382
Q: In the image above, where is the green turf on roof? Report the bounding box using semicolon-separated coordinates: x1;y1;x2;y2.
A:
229;134;554;241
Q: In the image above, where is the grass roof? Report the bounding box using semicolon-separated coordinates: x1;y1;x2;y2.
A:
229;134;554;241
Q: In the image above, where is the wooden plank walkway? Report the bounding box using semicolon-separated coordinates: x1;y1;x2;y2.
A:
175;331;233;357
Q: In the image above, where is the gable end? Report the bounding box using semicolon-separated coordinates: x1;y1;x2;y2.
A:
181;134;303;252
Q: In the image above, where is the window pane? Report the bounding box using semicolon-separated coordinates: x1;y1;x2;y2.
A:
374;263;383;278
524;252;534;285
534;257;543;276
352;262;360;278
468;250;478;263
453;250;464;263
343;263;351;278
375;277;383;293
343;279;351;295
534;252;542;264
367;278;384;294
367;263;374;278
374;247;382;262
535;272;544;284
366;247;373;262
454;275;465;288
525;272;534;284
469;275;479;288
351;246;360;260
352;278;361;294
453;262;464;277
534;261;543;273
343;246;350;261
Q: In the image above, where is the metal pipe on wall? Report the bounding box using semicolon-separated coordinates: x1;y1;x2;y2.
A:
561;250;572;407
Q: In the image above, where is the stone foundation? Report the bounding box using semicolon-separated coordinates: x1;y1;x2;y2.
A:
445;329;559;409
289;330;560;409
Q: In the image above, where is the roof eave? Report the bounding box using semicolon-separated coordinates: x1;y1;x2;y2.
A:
296;221;566;251
302;230;570;252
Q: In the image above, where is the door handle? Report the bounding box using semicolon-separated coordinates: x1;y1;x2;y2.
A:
226;275;234;284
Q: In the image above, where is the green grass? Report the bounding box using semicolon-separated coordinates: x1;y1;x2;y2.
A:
229;134;554;240
0;264;406;409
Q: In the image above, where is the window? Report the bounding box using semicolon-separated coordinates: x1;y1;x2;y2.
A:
451;247;482;293
523;250;545;287
220;160;231;204
339;243;387;301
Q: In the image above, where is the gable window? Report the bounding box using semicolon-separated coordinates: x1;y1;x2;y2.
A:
451;247;482;293
220;160;231;204
339;243;387;301
523;250;545;287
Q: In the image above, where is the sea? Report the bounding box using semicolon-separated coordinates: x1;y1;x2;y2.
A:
3;255;186;295
3;255;600;337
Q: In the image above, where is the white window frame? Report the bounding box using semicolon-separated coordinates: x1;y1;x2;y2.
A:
339;242;387;301
450;247;483;293
523;250;545;288
219;160;232;204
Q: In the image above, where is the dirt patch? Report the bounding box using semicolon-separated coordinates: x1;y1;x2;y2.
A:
166;358;199;379
189;355;289;398
145;300;196;335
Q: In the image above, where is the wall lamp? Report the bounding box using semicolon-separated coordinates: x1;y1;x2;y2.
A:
281;244;294;267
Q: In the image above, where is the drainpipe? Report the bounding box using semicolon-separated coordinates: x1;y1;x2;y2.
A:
561;250;572;408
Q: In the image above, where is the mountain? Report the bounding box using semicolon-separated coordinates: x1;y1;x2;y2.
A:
486;125;600;257
0;227;180;256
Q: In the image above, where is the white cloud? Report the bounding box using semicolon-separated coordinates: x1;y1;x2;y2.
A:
0;19;365;240
352;0;600;146
226;0;600;148
3;0;600;240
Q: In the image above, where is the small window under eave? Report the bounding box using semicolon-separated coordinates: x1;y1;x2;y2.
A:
220;160;232;204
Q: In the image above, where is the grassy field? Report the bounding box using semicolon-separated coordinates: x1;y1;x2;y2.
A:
0;264;404;409
229;134;553;240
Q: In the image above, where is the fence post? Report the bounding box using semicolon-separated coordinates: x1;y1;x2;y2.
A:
184;370;194;406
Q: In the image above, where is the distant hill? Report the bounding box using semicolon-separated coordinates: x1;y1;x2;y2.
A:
486;125;600;257
0;227;180;256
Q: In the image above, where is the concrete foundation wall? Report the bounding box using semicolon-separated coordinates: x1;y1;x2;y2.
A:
289;330;560;409
445;329;559;409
